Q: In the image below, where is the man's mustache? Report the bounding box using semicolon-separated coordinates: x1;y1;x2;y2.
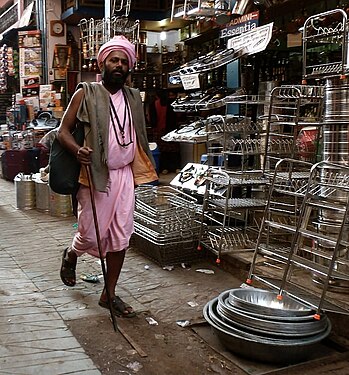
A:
112;68;124;74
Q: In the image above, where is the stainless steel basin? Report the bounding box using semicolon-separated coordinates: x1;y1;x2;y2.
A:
217;292;329;338
203;296;332;364
228;288;314;317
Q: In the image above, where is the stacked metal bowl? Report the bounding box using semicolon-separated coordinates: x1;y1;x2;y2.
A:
203;288;331;364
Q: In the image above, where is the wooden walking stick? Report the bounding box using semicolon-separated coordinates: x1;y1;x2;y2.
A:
85;165;118;332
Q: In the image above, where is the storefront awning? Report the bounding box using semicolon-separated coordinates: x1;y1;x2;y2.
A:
18;2;34;28
0;2;35;46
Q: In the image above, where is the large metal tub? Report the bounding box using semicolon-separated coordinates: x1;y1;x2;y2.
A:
204;297;331;364
217;291;329;338
228;288;313;317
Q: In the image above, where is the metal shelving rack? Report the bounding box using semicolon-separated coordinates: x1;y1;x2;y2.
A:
239;9;349;316
203;114;263;169
302;9;348;82
197;95;270;262
220;94;270;172
197;168;268;262
262;85;324;172
246;159;349;316
196;84;325;263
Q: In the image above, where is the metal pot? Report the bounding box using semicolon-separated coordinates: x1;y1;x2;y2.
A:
14;173;35;210
49;189;73;217
34;175;50;212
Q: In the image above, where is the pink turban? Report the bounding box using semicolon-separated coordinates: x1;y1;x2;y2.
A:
97;35;136;68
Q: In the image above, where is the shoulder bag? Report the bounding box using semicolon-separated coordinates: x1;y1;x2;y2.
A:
49;124;85;195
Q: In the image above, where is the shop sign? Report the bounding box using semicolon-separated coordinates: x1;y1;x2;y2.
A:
220;11;259;39
18;30;42;99
227;22;274;55
180;74;200;91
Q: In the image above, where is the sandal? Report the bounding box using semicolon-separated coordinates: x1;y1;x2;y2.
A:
60;247;76;287
98;296;136;318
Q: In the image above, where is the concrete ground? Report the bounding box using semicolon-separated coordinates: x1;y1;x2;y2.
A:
1;172;349;375
0;174;246;374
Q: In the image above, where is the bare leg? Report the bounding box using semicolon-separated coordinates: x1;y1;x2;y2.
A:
67;248;77;264
99;249;135;317
100;249;126;301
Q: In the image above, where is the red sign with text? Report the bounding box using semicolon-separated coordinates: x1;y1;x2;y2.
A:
220;11;259;38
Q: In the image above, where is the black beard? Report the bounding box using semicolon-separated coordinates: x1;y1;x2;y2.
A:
102;69;128;90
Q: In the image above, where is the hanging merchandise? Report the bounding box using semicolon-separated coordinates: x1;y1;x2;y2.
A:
0;45;8;92
18;30;42;77
6;47;14;77
79;0;139;61
0;45;16;93
170;0;231;21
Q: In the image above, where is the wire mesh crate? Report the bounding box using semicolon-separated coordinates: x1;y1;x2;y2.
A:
132;186;203;266
131;231;201;266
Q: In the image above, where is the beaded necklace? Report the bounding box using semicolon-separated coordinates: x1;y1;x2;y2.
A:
109;89;133;147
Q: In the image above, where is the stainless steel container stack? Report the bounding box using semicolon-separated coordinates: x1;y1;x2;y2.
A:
315;76;349;289
32;173;50;212
49;189;73;217
204;288;331;364
323;77;349;164
14;173;36;210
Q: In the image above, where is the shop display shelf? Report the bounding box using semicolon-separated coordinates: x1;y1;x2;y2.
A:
200;226;258;255
224;94;271;105
302;9;348;80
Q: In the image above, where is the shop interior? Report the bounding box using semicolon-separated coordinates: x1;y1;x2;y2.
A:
1;0;349;369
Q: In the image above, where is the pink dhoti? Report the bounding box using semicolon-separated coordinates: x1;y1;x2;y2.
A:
72;89;136;258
